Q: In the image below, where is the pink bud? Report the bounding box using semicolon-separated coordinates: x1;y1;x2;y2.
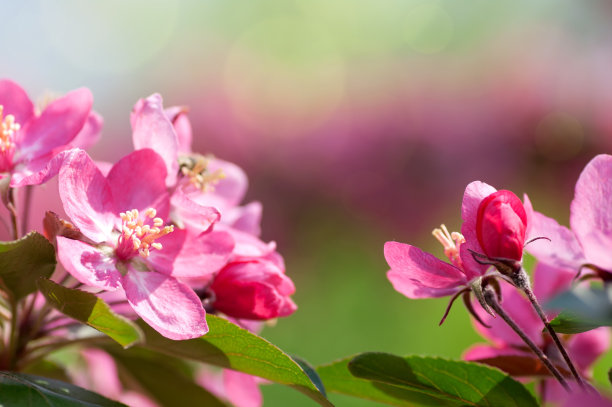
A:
211;260;297;320
476;190;527;261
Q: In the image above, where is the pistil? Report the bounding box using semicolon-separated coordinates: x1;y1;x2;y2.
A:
432;224;465;268
178;154;225;192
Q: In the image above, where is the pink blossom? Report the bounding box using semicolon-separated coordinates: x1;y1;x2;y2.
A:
0;79;98;187
55;148;233;339
525;154;612;275
198;368;264;407
464;263;610;403
385;181;523;300
210;259;296;320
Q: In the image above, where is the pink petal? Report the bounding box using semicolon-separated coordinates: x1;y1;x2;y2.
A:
460;181;497;278
188;158;248;211
170;188;220;232
523;195;586;271
568;327;610;371
10;148;74;187
571;154;612;271
131;94;178;187
224;370;263;407
106;149;169;219
165;106;192;154
0;79;34;124
532;262;576;303
56;236;121;290
384;241;467;299
122;269;208;340
149;229;234;278
80;349;123;398
69;111;103;150
224;201;263;236
18;88;93;161
58;150;115;242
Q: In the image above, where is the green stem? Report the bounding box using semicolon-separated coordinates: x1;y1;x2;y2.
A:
8;301;19;370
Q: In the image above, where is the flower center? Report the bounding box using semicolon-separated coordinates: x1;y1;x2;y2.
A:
178;154;225;193
115;208;174;260
432;224;465;268
0;105;20;171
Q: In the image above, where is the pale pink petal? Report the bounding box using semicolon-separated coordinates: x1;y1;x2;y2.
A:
106;149;169;219
524;195;586;271
189;158;248;210
571;154;612;270
0;79;34;124
122;269;208;340
561;389;612;407
149;229;234;277
58;149;115;242
568;327;610;371
224;370;263;407
119;392;158;407
224;201;263;236
10;148;74;187
384;241;468;299
219;225;276;261
69;111;103;150
56;236;121;290
131;94;178;187
170;189;220;232
165;106;192;154
463;344;524;361
197;369;226;401
460;181;497;278
533;262;576;303
18;88;93;161
80;349;123;398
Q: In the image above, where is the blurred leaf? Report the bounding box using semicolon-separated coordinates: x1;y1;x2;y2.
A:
137;315;332;407
37;278;143;348
0;371;126;406
291;355;326;397
0;232;56;301
346;353;538;407
107;347;228;407
22;359;71;383
608;367;612;387
547;285;612;333
317;356;446;406
469;355;569;377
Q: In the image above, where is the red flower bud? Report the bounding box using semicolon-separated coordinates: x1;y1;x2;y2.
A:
211;260;297;320
476;190;527;261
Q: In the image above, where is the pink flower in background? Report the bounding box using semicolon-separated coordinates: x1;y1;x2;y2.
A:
55;148;232;339
464;263;610;403
198;368;264;407
525;154;612;275
385;181;527;300
0;79;98;187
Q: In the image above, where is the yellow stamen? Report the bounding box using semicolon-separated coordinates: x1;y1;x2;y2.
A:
432;224;465;267
0;105;20;153
178;154;226;192
118;208;174;258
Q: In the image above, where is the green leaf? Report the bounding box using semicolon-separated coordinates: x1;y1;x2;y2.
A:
547;286;612;333
291;355;327;397
37;278;143;348
0;371;127;406
106;347;228;407
608;367;612;387
0;232;56;301
137;315;332;407
548;310;607;334
341;353;537;407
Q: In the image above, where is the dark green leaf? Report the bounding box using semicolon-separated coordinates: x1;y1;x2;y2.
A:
346;353;538;407
22;359;71;383
608;367;612;387
37;278;143;348
137;315;332;407
291;355;326;397
0;371;126;406
107;347;228;407
548;310;607;334
0;232;56;301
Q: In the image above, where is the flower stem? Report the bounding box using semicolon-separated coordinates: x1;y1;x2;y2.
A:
483;286;570;392
522;285;585;389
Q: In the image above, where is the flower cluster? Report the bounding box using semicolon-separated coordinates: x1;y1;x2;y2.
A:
385;155;612;402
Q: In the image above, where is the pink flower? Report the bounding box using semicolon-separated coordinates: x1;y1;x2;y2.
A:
464;263;610;403
385;181;526;300
55;149;232;339
198;368;264;407
525;154;612;276
0;79;98;187
210;259;297;320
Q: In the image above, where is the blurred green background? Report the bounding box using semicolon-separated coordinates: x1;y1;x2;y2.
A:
3;0;612;405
